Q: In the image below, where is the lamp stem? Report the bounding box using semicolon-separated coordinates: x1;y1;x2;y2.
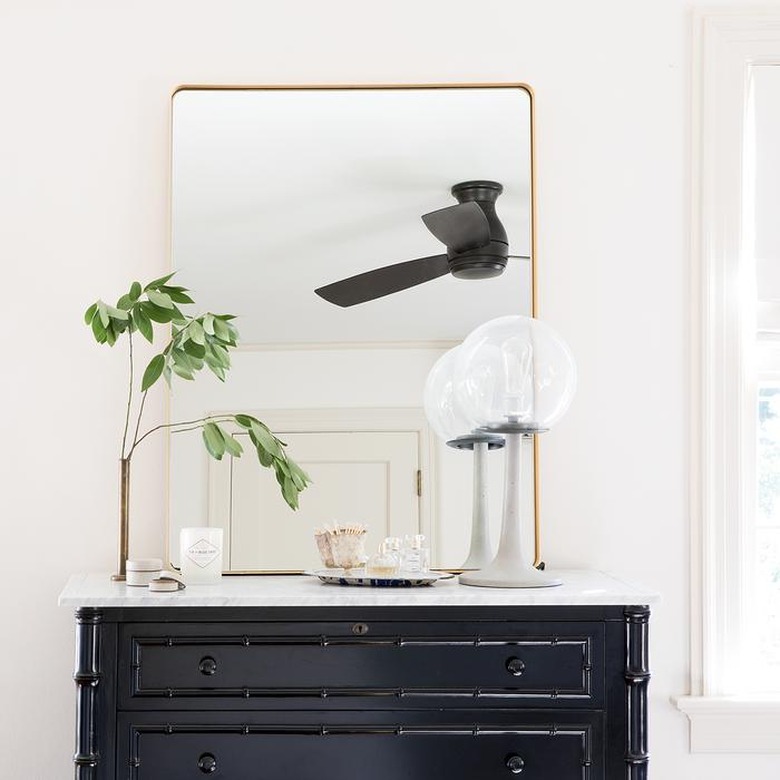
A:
495;431;524;566
460;432;561;588
462;441;493;569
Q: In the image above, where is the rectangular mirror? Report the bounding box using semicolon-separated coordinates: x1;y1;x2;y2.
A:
167;84;537;572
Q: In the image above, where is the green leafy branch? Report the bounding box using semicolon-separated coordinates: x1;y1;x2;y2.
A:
84;273;310;511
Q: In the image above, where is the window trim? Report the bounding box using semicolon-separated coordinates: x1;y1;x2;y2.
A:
681;10;780;752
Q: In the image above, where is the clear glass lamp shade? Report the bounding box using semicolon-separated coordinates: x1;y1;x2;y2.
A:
454;315;577;431
423;347;478;442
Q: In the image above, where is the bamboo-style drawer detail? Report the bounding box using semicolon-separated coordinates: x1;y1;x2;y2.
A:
118;621;604;708
117;717;602;780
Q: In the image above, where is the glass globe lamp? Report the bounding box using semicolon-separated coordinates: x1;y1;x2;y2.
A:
423;347;504;569
455;315;577;434
454;315;577;588
423;347;475;443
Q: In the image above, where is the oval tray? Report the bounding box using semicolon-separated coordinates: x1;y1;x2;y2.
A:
306;569;454;587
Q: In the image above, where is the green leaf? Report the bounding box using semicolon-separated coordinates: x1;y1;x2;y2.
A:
182;339;206;359
116;294;133;310
213;318;230;341
144;272;176;291
172;348;196;372
147;289;174;309
106;304;129;320
91;313;107;343
98;301;110;327
211;343;231;367
104;322;117;346
255;444;273;468
134;305;154;343
141;301;174;323
249;420;282;458
129;281;142;301
203;314;215;335
234;414;254;429
204;360;226;381
202;422;226;460
188;319;205;345
163;288;195;305
141;354;165;391
288;459;310;490
112;317;129;336
171;362;194;381
92;315;106;343
281;475;299;510
84;302;98;325
222;432;243;457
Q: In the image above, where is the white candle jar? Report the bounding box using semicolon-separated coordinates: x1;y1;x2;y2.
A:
179;527;223;584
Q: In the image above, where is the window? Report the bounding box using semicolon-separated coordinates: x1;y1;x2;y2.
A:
752;379;780;686
743;64;780;694
676;12;780;753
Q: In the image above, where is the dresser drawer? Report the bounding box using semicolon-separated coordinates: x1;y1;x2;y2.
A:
118;718;601;779
118;621;604;708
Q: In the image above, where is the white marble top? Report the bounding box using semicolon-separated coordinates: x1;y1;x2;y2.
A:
59;570;658;609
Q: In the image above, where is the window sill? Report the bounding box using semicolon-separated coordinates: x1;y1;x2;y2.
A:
675;696;780;753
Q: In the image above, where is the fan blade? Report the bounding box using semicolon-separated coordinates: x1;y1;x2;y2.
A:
315;254;450;307
421;202;490;252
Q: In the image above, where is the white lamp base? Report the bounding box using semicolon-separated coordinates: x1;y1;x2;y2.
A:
459;563;562;588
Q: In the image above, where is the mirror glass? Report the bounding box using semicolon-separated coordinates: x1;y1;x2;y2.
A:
168;85;535;572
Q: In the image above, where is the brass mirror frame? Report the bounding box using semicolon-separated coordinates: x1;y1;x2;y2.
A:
165;81;543;572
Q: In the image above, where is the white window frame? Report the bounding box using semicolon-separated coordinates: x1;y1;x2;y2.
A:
676;10;780;753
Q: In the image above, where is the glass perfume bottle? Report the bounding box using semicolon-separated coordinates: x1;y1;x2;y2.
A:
366;545;398;577
382;536;401;571
400;534;430;573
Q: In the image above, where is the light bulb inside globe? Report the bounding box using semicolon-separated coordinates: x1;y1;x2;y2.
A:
455;315;576;433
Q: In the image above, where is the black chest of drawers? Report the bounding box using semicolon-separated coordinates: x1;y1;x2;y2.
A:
71;602;650;779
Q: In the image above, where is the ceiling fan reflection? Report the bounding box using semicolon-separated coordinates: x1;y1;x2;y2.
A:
314;180;530;307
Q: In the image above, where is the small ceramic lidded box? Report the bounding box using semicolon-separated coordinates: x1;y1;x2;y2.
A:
180;527;223;584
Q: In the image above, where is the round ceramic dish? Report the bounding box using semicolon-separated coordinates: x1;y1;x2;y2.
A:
306;569;454;588
125;558;163;587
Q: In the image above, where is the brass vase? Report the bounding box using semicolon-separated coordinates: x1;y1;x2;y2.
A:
112;458;130;581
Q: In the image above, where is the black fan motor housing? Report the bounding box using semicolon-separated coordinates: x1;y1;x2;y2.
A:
447;180;509;279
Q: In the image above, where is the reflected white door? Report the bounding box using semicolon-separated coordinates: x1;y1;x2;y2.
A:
218;430;420;571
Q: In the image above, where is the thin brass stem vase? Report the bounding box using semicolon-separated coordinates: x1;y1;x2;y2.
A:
112;458;130;581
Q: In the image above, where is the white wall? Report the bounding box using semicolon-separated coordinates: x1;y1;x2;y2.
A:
2;0;779;776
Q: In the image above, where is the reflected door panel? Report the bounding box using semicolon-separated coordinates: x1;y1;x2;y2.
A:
212;431;420;571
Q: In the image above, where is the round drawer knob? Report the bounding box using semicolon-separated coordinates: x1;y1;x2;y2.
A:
198;656;218;676
198;752;217;773
506;754;525;773
505;656;526;676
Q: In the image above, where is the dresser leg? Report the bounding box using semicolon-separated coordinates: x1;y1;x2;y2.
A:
74;608;103;779
625;605;650;779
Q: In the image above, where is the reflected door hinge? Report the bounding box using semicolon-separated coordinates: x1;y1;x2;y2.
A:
416;469;422;497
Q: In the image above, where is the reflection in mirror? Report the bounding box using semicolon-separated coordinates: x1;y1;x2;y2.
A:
168;85;536;572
